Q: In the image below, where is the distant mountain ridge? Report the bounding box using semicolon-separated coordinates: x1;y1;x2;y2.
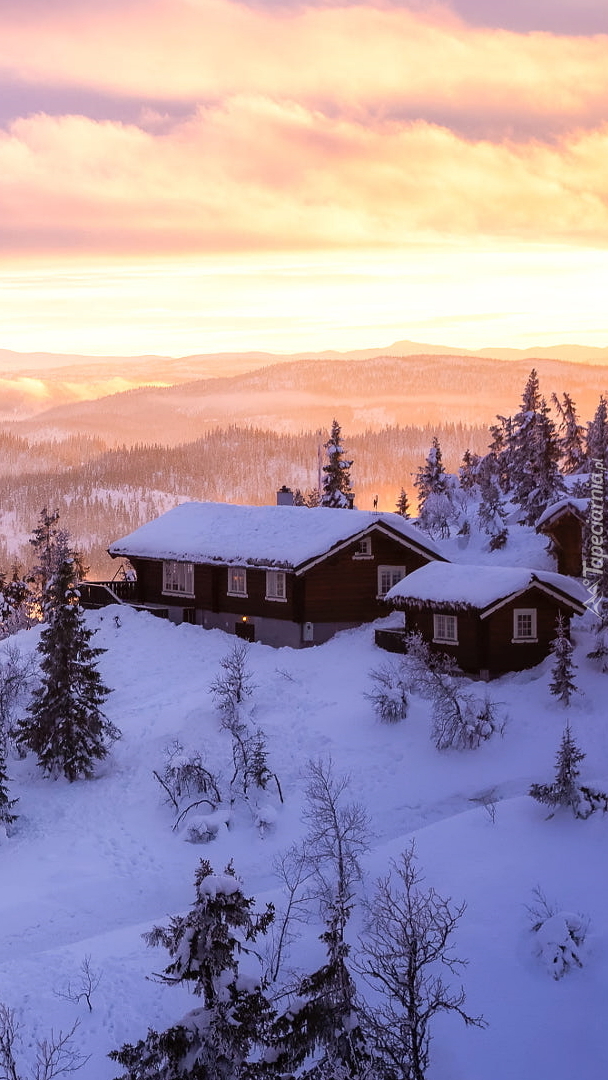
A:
4;351;607;447
1;338;608;375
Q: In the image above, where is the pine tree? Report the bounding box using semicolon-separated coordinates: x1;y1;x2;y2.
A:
586;395;608;469
29;508;62;597
509;372;564;525
476;454;508;546
529;725;585;816
549;614;579;706
0;740;17;832
414;437;454;538
321;421;353;508
16;554;119;781
487;414;514;493
551;392;586;474
458;449;480;492
395;488;410;518
0;565;33;638
110;860;274;1080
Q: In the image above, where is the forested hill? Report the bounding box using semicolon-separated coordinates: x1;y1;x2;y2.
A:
4;354;607;445
0;422;486;578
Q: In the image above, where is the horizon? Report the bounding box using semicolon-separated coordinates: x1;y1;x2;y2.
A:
2;2;608;357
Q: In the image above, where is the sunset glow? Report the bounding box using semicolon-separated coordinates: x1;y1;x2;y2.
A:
2;0;608;357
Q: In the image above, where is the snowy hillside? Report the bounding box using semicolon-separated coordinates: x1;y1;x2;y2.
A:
1;584;607;1078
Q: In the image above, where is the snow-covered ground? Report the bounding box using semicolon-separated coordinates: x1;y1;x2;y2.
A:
1;540;607;1077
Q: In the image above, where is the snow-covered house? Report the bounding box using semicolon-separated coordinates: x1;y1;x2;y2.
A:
107;501;445;647
536;498;587;576
383;563;587;678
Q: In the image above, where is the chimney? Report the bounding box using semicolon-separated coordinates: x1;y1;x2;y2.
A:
276;485;294;506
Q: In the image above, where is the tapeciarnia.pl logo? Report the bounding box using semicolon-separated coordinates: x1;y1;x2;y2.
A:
582;459;605;616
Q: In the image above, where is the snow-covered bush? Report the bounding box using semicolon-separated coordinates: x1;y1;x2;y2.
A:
365;661;408;723
184;812;225;845
153;740;222;832
404;634;506;751
528;888;588;980
209;640;256;727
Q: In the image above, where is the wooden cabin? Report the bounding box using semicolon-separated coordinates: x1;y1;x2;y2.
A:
536;498;587;576
106;501;445;647
382;562;587;678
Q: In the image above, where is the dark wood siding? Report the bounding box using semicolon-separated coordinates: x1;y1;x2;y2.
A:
484;587;574;675
400;586;577;676
215;565;297;621
301;530;432;624
543;514;583;576
402;607;481;671
129;558;297;620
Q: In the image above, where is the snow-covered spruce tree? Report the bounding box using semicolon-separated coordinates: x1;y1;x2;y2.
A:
487;414;514;494
529;725;608;819
414;438;455;539
509;372;565;525
357;843;485;1080
0;739;18;833
551;392;586;474
395;488;410;518
270;760;371;1078
458;449;480;492
321;420;353;508
476;454;508;548
16;553;119;782
0;565;35;639
527;887;589;981
585;394;608;469
549;614;579;706
28;507;85;602
110;860;274;1080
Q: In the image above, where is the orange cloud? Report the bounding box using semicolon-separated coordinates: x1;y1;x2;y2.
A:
1;103;608;255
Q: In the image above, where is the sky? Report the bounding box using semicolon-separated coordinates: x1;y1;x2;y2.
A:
1;0;608;358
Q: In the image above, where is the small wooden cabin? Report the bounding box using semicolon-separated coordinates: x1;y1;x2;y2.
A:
383;562;587;678
536;498;587;576
107;501;445;647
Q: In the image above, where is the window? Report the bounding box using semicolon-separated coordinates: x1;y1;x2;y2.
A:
163;561;194;596
377;565;406;597
354;536;373;558
433;613;458;643
227;566;247;596
513;608;537;641
266;570;287;601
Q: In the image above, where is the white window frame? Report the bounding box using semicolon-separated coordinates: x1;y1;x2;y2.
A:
353;536;373;559
265;570;287;602
377;565;406;598
162;560;194;597
227;566;248;597
433;612;458;644
513;607;537;642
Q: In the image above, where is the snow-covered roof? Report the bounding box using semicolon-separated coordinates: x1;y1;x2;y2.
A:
108;501;442;571
385;562;588;613
536;498;587;530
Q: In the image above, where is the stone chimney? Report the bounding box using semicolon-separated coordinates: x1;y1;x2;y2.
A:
276;485;294;506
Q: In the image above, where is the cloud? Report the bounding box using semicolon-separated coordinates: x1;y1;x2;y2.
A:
2;103;608;256
1;0;607;138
